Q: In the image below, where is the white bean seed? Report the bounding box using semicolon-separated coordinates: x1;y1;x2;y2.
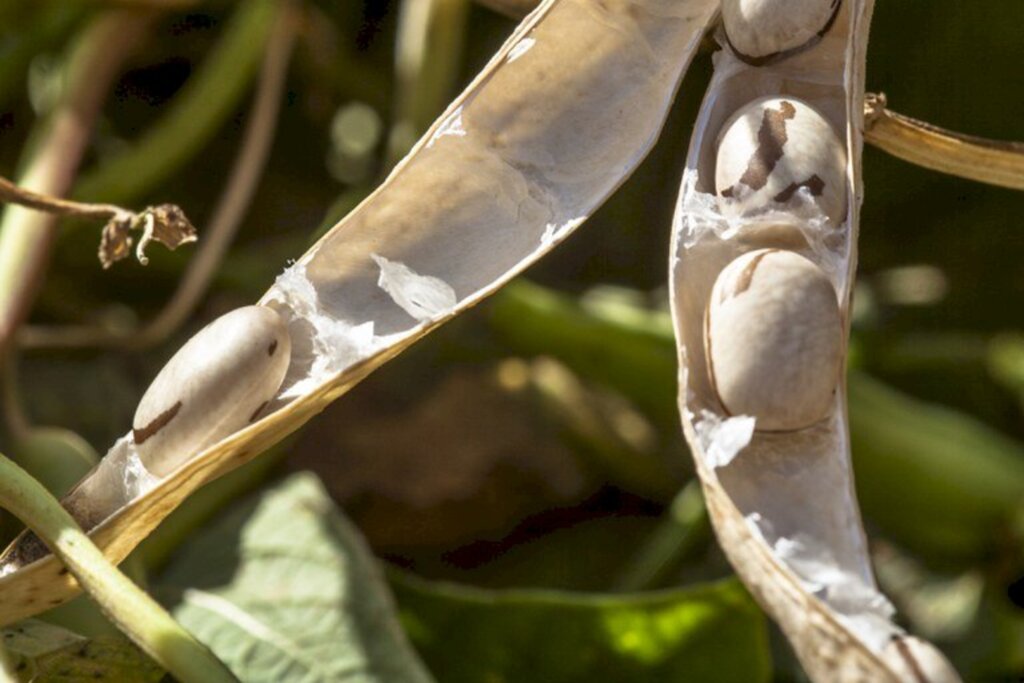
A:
133;306;291;477
722;0;841;64
705;249;842;431
715;96;847;227
881;636;961;683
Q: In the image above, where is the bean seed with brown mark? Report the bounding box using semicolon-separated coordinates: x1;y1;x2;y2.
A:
132;306;291;477
716;96;847;227
705;249;842;432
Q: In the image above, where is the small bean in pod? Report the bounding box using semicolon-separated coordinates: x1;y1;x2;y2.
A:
705;249;842;432
716;96;847;227
722;0;842;65
132;305;291;477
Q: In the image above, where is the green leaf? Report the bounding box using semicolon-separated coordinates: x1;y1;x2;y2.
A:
157;472;435;683
1;619;162;682
391;572;771;683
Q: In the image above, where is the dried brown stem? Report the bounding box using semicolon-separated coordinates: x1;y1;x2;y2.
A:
865;92;1024;190
0;175;197;269
20;2;298;351
0;176;127;222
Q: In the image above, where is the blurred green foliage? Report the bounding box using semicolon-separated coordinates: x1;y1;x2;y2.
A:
0;1;1022;681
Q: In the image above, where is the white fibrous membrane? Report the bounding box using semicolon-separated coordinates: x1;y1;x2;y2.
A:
540;216;586;248
691;409;756;469
371;254;458;322
677;172;849;294
266;261;381;400
121;437;160;499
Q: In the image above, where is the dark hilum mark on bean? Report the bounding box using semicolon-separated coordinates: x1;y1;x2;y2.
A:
268;340;278;356
722;101;797;198
249;400;269;423
773;174;826;203
892;636;929;683
729;251;771;299
133;401;183;445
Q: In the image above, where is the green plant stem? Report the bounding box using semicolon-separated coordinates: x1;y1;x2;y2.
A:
0;9;153;356
72;0;279;206
0;453;237;683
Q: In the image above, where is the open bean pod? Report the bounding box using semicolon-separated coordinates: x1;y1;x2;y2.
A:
670;1;960;681
0;0;719;625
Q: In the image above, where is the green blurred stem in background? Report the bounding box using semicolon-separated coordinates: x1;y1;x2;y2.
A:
613;479;710;592
0;453;237;683
73;0;278;207
0;3;86;113
0;9;153;354
388;0;470;165
489;280;1024;565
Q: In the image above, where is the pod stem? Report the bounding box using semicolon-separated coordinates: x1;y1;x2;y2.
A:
0;452;237;683
865;92;1024;191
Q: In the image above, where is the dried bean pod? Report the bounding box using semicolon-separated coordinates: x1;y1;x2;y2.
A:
705;249;841;431
133;306;290;477
722;0;842;65
0;0;721;628
672;0;961;679
716;96;847;226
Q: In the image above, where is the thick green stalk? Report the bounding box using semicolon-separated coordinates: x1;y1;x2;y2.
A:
73;0;278;206
0;453;237;682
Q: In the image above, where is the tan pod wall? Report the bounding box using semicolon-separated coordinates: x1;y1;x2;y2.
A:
669;2;961;681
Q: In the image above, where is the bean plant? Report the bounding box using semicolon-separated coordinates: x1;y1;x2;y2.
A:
0;1;1021;681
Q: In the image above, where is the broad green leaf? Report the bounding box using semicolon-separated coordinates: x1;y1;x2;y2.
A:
157;472;434;683
1;619;162;682
391;572;771;683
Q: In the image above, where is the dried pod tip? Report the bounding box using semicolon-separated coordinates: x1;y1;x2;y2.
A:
722;0;842;65
132;305;291;478
716;95;847;227
705;249;842;432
